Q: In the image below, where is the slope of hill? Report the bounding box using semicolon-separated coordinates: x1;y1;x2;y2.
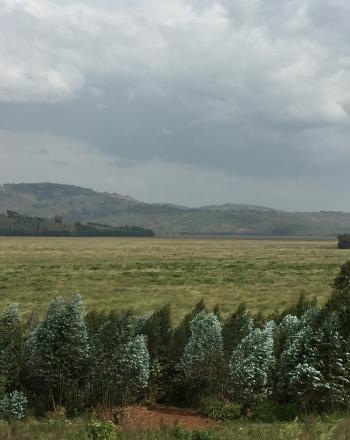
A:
1;183;350;236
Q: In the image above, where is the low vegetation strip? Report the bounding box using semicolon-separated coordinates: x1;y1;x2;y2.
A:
0;211;154;237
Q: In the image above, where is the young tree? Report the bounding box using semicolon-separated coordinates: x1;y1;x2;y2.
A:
90;312;149;408
142;305;173;402
282;292;318;319
229;321;275;406
179;311;224;398
277;309;328;411
143;305;172;362
172;300;206;363
0;304;23;391
284;326;323;410
222;303;253;356
323;261;350;338
315;316;350;411
26;294;90;409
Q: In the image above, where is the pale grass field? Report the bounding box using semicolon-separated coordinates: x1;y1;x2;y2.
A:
0;236;350;320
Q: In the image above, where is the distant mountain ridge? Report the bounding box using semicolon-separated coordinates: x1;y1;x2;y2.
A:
1;182;350;236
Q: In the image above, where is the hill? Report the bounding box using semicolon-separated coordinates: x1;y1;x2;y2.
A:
1;182;350;236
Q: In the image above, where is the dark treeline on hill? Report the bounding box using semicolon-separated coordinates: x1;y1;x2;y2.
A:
2;261;350;423
0;210;154;237
338;234;350;249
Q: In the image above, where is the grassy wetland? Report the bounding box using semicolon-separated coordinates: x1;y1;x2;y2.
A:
1;236;350;318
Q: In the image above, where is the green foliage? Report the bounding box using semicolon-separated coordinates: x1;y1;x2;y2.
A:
0;391;27;420
0;304;23;390
90;312;149;408
200;399;240;421
26;294;90;409
143;305;173;402
143;305;172;362
0;211;154;237
172;300;206;363
2;260;350;423
315;316;350;411
278;312;323;410
323;261;350;338
86;418;118;440
338;235;350;249
222;303;252;356
279;418;302;440
281;292;318;320
251;403;300;423
229;321;275;405
179;311;224;398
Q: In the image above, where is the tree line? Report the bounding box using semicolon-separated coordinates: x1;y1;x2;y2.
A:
338;234;350;249
0;211;155;237
2;262;350;421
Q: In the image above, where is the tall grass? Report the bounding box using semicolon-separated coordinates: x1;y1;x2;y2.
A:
1;237;350;321
0;417;349;440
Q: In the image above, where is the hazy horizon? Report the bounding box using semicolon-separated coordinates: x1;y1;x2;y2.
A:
1;0;350;211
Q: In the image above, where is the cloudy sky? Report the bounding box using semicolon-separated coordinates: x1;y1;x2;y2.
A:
1;0;350;210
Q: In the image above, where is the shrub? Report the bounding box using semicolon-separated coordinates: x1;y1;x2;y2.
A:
251;402;300;423
0;391;27;420
200;399;240;421
86;418;118;440
337;235;350;249
279;418;302;440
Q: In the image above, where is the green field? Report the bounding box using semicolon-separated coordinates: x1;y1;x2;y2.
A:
1;237;350;319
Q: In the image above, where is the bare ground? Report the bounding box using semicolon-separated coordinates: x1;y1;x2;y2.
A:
121;405;217;431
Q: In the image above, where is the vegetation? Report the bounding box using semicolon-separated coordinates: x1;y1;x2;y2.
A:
0;416;350;439
337;234;350;249
0;237;350;320
2;182;350;235
1;242;350;436
0;262;350;418
0;211;154;237
0;262;350;437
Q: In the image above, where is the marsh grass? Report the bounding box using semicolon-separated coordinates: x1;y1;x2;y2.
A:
1;237;350;320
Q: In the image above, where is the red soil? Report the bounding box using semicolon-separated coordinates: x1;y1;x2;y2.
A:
121;405;217;431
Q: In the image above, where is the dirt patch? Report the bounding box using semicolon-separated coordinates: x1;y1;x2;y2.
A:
121;405;218;431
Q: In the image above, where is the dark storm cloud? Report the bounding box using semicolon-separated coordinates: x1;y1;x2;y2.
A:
0;0;350;209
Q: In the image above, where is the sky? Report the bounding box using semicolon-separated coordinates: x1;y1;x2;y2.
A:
0;0;350;211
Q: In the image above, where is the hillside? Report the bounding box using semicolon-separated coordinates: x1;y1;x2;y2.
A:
1;183;350;236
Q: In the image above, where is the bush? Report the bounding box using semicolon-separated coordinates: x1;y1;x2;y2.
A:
251;402;300;423
0;391;27;420
337;235;350;249
167;427;215;440
200;399;240;421
279;418;302;440
86;418;118;440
